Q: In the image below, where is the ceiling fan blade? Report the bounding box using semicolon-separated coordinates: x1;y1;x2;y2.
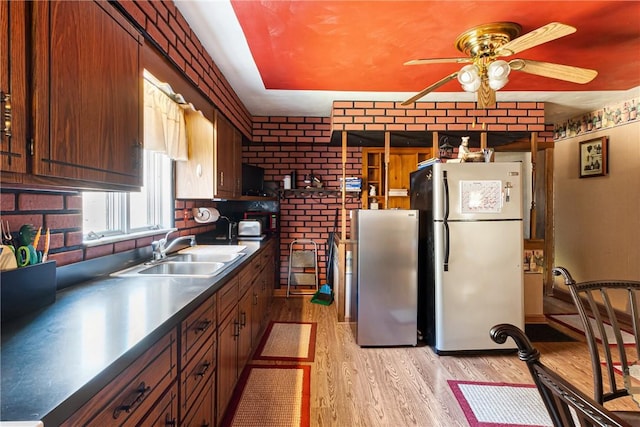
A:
496;22;576;56
404;58;471;66
509;59;598;84
401;72;459;105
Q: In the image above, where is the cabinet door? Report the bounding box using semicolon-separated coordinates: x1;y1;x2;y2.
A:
0;1;27;177
216;309;238;423
237;288;252;372
215;111;237;197
175;107;215;199
182;379;214;427
32;0;143;189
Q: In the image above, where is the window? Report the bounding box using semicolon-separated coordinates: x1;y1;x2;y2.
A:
82;150;173;241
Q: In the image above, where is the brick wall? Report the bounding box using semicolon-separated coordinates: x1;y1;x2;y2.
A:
331;100;547;133
244;142;361;286
0;190;216;267
115;0;253;138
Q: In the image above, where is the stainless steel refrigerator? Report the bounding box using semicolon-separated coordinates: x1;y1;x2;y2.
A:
410;162;524;354
350;209;419;346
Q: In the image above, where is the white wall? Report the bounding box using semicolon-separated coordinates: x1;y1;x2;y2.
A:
553;121;640;283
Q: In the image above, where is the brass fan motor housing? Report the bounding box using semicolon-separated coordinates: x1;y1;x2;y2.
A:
455;22;522;59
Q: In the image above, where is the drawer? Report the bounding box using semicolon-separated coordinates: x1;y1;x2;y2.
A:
62;329;178;426
217;275;239;322
180;333;216;419
136;381;178;427
239;259;261;296
181;294;216;367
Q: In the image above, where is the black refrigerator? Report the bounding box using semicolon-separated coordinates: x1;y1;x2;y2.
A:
409;166;436;345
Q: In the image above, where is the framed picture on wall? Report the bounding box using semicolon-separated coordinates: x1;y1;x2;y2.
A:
579;136;608;178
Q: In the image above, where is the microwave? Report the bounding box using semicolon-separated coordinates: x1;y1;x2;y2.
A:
243;211;278;233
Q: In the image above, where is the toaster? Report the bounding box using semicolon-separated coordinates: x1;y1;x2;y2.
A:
238;219;262;237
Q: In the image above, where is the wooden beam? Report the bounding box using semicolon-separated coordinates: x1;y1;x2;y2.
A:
544;147;555;296
529;132;538;239
384;131;390;209
341;130;347;241
480;132;487;149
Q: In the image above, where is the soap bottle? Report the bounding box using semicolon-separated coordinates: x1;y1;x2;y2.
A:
290;170;297;189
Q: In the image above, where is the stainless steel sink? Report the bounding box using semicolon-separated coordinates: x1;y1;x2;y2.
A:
169;252;245;263
111;245;247;278
138;262;226;276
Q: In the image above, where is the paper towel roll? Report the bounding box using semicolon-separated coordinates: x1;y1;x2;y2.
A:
192;207;220;224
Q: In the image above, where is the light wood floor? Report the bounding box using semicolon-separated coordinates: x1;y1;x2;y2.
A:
256;295;639;426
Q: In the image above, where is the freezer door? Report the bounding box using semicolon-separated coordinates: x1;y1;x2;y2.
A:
434;220;524;352
433;162;523;221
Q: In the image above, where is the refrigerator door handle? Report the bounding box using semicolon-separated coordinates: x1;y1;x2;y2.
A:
443;171;450;271
443;221;450;271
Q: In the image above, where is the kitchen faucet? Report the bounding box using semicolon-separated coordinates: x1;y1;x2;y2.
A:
151;228;196;261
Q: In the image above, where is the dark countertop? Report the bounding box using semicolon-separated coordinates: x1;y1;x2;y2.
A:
0;240;267;424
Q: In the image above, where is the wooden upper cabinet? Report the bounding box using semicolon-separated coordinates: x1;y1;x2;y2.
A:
176;109;241;199
31;0;143;190
215;111;240;198
0;1;27;177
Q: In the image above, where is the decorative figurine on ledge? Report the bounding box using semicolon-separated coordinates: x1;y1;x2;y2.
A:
369;185;376;197
458;136;471;161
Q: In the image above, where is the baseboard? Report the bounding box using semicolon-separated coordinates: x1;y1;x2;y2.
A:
525;314;548;324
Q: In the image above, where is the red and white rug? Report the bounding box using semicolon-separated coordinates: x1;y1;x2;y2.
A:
221;364;311;427
548;313;636;346
253;321;317;362
449;380;552;427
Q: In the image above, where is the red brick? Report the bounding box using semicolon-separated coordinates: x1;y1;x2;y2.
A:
1;193;15;211
115;239;137;253
333;101;354;108
85;244;114;260
48;233;65;250
18;194;64;211
48;249;83;267
66;195;82;210
45;213;82;230
65;231;84;247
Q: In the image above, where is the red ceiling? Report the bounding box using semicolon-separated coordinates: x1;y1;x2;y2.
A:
230;1;640;95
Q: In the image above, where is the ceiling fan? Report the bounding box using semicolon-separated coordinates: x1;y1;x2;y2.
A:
401;22;598;109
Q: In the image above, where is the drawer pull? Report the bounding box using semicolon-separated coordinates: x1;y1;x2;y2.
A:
240;311;247;327
233;320;240;339
195;319;212;333
112;381;151;419
196;361;211;378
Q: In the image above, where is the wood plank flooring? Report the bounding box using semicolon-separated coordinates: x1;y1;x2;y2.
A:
256;296;639;426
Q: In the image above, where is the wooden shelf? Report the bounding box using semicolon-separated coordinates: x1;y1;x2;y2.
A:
279;188;361;199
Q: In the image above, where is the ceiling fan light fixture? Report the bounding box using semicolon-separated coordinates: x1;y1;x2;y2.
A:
487;60;511;90
458;64;480;92
487;60;510;79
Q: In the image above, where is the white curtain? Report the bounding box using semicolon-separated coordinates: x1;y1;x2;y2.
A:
143;78;188;161
181;104;213;159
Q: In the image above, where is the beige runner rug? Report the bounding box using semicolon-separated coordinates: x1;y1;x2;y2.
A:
449;379;553;426
221;364;311;427
253;321;317;362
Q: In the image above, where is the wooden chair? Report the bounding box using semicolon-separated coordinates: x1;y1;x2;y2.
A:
490;323;631;427
552;267;640;405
